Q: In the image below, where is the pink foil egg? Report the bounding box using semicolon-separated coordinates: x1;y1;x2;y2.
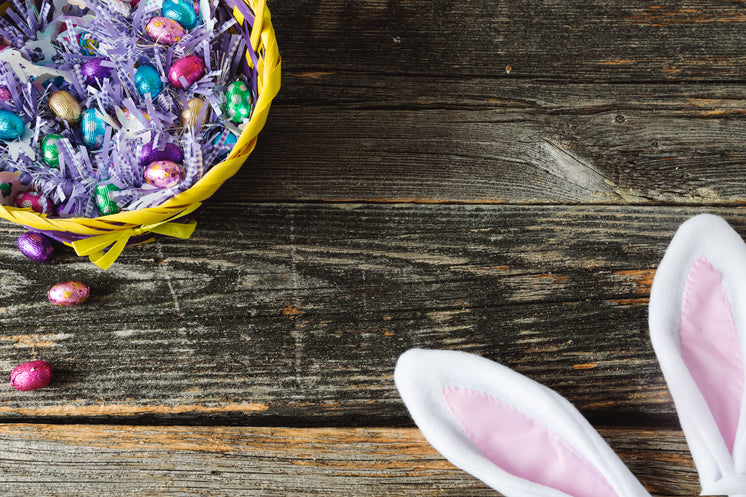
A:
15;191;55;215
0;87;11;102
18;231;55;263
10;360;53;391
145;17;185;45
168;55;205;89
145;160;183;188
48;281;90;306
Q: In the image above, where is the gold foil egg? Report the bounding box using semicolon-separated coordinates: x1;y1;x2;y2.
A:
180;97;205;129
48;90;82;123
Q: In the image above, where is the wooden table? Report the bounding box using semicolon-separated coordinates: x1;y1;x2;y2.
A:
1;0;743;495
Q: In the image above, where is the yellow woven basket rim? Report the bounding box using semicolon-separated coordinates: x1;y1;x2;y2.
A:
0;0;281;238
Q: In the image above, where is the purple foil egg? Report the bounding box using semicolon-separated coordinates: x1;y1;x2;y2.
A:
48;281;90;306
10;360;53;391
15;191;55;215
145;16;185;45
139;141;183;166
144;160;183;188
168;55;205;89
81;58;112;86
17;231;55;263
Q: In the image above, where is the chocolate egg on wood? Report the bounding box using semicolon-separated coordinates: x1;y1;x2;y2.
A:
17;231;55;263
81;58;112;86
145;16;185;45
41;134;62;167
48;281;90;306
134;64;163;98
0;110;24;140
15;191;55;215
81;108;107;149
10;360;53;391
168;55;205;89
139;141;183;165
161;0;198;29
144;160;183;188
180;97;205;129
49;90;82;123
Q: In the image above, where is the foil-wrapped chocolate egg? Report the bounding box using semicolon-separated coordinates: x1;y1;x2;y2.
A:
134;64;163;98
79;31;99;56
48;281;90;306
0;110;24;140
162;0;198;29
0;170;21;206
168;55;205;89
41;134;62;167
95;182;121;215
0;87;11;102
180;97;205;129
140;141;183;165
10;360;53;391
81;108;107;149
15;191;55;215
145;16;185;45
212;130;238;159
17;231;55;263
49;90;82;124
144;160;183;188
224;81;252;123
81;58;112;86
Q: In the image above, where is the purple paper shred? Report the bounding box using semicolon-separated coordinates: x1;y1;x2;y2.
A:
0;0;259;218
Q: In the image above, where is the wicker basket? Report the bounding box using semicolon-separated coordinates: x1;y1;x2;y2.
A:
0;0;281;269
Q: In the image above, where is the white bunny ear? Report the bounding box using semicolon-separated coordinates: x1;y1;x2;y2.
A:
649;214;746;496
395;349;651;497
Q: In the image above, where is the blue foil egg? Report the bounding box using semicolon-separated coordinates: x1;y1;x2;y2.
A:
134;64;163;98
0;110;24;141
212;131;238;159
79;31;99;56
81;108;107;149
161;0;198;29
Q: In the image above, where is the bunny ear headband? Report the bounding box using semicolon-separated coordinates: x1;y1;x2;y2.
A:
395;214;746;497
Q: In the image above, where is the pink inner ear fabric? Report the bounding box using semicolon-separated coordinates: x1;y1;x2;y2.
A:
441;386;619;497
680;257;744;455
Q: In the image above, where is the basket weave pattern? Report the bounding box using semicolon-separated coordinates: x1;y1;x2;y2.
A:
0;0;281;269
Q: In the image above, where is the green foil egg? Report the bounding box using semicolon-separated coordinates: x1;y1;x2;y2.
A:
224;81;252;123
134;64;163;99
0;110;24;141
41;134;63;167
161;0;198;29
95;182;121;216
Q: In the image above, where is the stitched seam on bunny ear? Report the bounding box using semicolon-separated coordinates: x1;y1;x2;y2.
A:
441;386;619;497
680;256;745;455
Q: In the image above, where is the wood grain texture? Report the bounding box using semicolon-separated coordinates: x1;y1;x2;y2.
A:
229;75;746;203
0;424;699;496
269;0;746;82
0;203;739;425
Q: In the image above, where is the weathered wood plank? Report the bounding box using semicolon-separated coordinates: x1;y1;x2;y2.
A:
0;424;700;496
232;77;746;203
0;203;739;423
269;0;746;82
